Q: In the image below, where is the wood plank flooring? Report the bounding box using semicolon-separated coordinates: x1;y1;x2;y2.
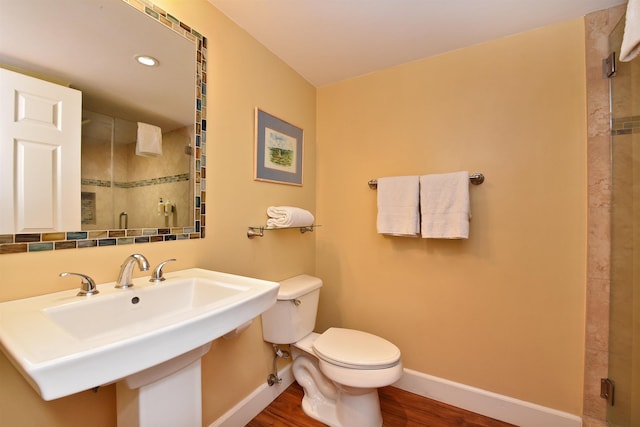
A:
247;382;518;427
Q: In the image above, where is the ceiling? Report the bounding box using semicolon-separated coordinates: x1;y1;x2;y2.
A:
208;0;627;87
0;0;195;135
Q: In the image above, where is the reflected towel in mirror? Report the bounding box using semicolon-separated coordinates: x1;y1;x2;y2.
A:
136;122;163;157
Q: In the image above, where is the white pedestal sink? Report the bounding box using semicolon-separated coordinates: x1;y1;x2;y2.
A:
0;268;279;426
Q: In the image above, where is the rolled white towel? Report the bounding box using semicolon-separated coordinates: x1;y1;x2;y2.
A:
266;206;315;228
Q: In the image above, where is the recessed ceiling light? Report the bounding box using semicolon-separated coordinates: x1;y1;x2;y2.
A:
135;55;159;67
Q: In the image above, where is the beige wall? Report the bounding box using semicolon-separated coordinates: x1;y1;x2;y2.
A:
0;0;316;425
316;18;587;415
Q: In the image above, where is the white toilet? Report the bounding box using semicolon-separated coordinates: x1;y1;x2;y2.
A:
261;275;403;427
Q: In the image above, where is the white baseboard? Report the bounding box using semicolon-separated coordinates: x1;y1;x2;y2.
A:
209;365;582;427
393;368;582;427
209;364;294;427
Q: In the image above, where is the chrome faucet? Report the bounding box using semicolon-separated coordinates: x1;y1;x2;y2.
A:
115;253;150;289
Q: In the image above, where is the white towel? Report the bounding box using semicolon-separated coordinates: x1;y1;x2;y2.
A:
376;176;420;236
621;0;640;62
266;206;314;228
420;171;470;239
136;122;163;157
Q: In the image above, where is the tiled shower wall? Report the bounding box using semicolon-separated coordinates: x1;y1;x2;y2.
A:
80;125;194;230
584;5;625;426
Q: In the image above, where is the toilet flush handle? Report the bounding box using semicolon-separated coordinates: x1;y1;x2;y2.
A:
291;299;301;306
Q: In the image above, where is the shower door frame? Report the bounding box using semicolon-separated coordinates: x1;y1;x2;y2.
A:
607;14;640;426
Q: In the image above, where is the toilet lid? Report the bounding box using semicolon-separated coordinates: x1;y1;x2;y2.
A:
312;327;401;369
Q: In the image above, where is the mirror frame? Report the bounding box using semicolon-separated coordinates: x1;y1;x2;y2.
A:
0;0;206;255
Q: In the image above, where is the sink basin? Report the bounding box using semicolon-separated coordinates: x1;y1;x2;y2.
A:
0;268;279;400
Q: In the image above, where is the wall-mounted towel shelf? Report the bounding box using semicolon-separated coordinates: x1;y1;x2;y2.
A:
368;172;485;189
247;225;319;239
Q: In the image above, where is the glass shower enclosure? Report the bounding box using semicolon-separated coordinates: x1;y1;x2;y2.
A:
608;15;640;427
80;109;193;231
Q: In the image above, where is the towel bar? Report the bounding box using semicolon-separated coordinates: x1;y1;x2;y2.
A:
368;172;484;189
247;225;319;238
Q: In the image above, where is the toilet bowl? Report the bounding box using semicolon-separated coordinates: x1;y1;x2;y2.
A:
261;275;403;427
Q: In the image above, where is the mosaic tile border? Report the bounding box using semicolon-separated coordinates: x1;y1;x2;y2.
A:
0;0;206;255
0;229;200;254
115;173;191;188
81;173;190;189
612;115;640;135
82;178;113;188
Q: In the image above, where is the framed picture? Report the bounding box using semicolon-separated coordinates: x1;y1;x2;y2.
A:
254;108;304;186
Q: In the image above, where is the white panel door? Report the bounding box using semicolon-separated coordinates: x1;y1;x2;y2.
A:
0;68;81;234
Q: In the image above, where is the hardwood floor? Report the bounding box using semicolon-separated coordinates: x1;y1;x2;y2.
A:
247;382;517;427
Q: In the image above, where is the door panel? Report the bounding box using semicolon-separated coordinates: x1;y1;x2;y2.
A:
0;68;81;233
15;139;59;230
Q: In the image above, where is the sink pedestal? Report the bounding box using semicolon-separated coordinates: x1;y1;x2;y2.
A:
116;344;211;427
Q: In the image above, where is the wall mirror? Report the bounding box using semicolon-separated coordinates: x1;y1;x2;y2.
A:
0;0;206;254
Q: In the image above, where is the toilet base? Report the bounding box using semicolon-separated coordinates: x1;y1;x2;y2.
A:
300;384;383;427
293;353;384;427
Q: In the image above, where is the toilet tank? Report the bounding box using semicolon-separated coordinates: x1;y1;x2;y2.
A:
261;274;322;344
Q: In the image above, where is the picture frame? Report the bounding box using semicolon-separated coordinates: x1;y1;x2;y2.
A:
254;108;304;186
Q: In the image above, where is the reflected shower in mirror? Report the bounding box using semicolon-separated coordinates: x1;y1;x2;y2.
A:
0;0;206;254
81;110;194;230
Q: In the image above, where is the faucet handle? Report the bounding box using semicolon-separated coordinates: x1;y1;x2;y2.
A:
60;272;99;296
149;259;176;283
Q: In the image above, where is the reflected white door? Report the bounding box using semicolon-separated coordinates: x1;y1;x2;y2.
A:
0;68;81;234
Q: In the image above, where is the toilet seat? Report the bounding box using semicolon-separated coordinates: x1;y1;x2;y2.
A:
313;327;401;370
